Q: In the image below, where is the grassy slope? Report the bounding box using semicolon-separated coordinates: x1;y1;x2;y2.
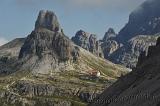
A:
80;48;128;79
0;48;128;106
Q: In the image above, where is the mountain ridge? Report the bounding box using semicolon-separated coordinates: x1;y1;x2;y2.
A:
89;35;160;106
117;0;160;43
102;0;160;68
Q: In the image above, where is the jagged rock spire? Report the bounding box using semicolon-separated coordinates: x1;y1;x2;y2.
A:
71;30;104;57
18;10;79;74
103;28;116;41
35;10;60;32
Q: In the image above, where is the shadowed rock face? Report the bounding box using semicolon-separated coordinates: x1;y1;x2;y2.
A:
72;30;104;57
18;10;79;74
90;36;160;106
117;0;160;43
19;29;72;61
35;10;60;32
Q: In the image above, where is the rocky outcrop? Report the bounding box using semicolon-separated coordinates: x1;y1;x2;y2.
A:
108;34;160;68
10;80;100;103
117;0;160;43
72;30;103;57
90;35;160;106
12;80;56;97
19;10;79;74
79;92;100;103
0;90;72;106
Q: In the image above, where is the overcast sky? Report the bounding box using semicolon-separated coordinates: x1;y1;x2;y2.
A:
0;0;146;46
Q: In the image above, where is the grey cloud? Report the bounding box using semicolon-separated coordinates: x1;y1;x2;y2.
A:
14;0;146;10
58;0;146;11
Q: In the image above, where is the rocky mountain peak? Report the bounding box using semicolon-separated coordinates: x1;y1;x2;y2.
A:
72;30;104;57
107;28;116;34
72;30;90;50
18;10;79;74
103;28;116;41
35;10;60;32
75;30;90;38
117;0;160;43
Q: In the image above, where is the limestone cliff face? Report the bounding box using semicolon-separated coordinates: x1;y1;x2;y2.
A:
72;30;104;57
90;36;160;106
19;10;79;74
19;29;73;62
108;34;160;68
